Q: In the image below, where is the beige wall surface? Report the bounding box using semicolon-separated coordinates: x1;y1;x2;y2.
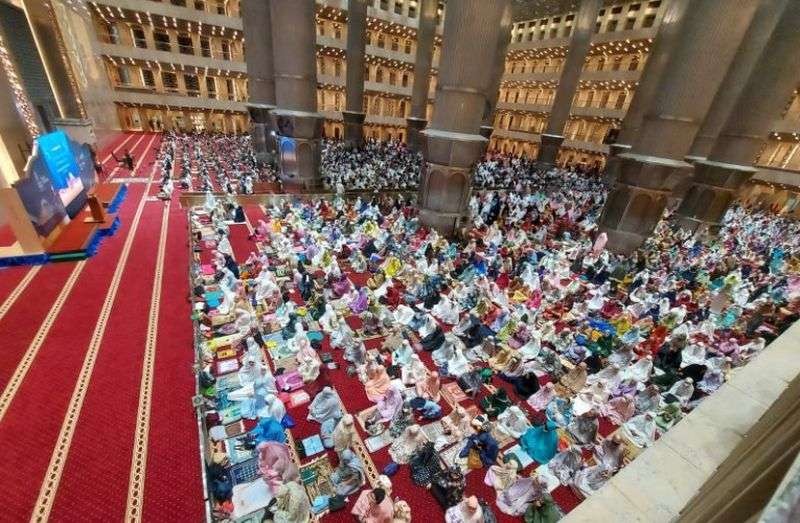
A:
53;0;120;149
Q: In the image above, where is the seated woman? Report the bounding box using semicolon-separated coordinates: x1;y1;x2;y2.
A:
331;273;352;298
349;250;368;273
364;362;392;402
548;446;583;486
496;405;532;439
367;269;387;291
418;315;446;352
416;371;441;402
361;310;383;337
520;419;559;464
432;294;460;325
351;487;394;523
297;353;321;383
389;424;428;464
331;449;365;496
376;383;404;422
349;287;370;315
330;316;357;350
621;411;657;448
257;441;299;490
402;354;428;385
554;362;588;397
307;387;342;425
391;339;414;368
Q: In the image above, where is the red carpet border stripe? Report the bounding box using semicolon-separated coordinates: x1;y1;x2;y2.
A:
0;262;85;421
0;266;40;321
125;196;170;522
29;152;160;523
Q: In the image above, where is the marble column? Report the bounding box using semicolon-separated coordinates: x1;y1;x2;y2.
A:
241;0;276;160
688;0;788;162
406;0;437;151
598;0;760;254
676;2;800;234
418;0;509;236
269;0;324;190
604;0;691;183
343;0;367;146
536;0;602;166
479;2;512;140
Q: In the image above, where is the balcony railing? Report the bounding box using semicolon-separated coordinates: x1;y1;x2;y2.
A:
112;82;244;103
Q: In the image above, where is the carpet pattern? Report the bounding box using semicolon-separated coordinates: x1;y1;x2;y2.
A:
0;133;203;521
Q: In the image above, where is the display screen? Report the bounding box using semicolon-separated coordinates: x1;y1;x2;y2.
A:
15;154;67;237
36;130;85;208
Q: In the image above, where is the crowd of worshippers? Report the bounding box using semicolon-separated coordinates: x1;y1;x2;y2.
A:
189;164;800;522
320;139;422;192
155;132;279;199
158;131;604;196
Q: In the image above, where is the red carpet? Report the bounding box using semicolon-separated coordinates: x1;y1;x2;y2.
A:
141;197;205;521
0;133;200;521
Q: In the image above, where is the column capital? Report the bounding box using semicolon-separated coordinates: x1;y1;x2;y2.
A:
406;117;428;130
247;102;276;123
421;128;487;169
270;110;324;140
342;111;366;125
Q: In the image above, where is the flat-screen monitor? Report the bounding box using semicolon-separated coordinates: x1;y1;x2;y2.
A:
36;130;85;210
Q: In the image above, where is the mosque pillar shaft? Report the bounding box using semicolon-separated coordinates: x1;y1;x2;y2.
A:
599;0;761;254
406;0;437;151
269;0;323;190
242;0;276;159
677;2;800;232
688;0;788;161
418;0;509;237
479;3;513;140
615;0;692;146
344;0;368;146
605;0;691;184
536;0;602;166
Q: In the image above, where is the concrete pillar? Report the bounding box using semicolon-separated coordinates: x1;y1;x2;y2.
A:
241;0;276;160
688;0;788;161
418;0;509;236
604;0;692;182
479;2;512;140
536;0;602;166
406;0;437;151
598;0;760;254
676;2;800;234
343;0;368;146
269;0;324;190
